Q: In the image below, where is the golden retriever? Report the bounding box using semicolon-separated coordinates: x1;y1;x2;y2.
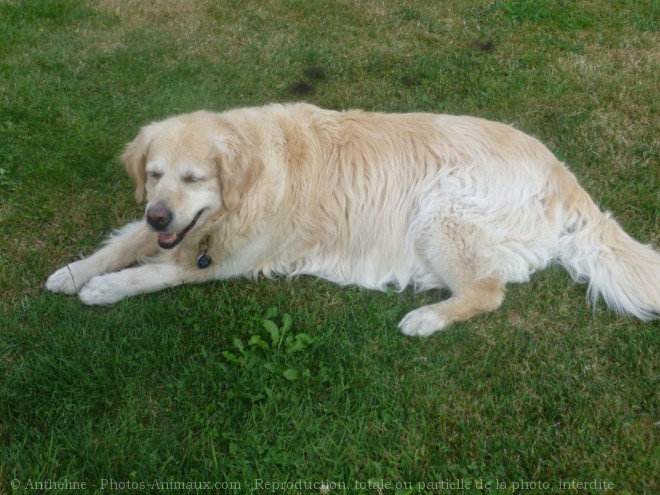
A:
47;103;659;336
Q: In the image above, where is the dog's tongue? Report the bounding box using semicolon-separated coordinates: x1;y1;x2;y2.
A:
158;232;178;247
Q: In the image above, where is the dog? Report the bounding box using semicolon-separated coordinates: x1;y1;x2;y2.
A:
46;103;660;336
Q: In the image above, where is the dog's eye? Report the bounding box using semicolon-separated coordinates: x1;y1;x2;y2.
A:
147;171;162;180
182;174;203;184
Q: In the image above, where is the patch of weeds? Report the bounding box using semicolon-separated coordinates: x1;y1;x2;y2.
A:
223;307;317;387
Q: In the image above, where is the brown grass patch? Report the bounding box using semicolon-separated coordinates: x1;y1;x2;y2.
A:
93;0;215;32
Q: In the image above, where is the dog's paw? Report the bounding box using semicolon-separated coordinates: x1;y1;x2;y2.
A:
46;263;91;294
398;307;447;337
78;274;127;305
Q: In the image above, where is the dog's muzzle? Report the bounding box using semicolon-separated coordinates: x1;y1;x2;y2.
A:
146;205;206;250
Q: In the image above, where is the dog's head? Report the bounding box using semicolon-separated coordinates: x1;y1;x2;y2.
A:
121;111;263;249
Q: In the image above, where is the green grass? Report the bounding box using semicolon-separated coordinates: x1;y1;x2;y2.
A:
1;0;658;493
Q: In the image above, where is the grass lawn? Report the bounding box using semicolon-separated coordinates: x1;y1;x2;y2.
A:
1;0;658;493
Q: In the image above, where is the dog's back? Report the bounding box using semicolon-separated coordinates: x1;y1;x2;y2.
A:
253;105;563;288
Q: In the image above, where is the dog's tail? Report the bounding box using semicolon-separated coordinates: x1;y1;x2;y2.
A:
557;169;660;320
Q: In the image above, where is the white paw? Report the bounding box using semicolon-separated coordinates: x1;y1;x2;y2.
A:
46;262;93;294
398;307;447;337
78;274;127;305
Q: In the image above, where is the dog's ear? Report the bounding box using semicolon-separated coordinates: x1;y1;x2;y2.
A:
120;126;152;203
211;125;264;211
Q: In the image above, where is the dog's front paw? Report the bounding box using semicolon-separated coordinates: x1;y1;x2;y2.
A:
46;262;92;294
78;274;127;305
398;307;447;337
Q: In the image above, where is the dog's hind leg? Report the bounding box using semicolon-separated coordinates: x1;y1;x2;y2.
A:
399;276;505;336
399;219;506;337
46;221;157;295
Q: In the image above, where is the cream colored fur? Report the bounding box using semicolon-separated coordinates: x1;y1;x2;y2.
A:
46;103;660;336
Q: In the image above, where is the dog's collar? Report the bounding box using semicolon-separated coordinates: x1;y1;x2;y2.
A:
197;237;212;269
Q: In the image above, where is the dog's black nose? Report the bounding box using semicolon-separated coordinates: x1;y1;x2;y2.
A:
146;204;172;230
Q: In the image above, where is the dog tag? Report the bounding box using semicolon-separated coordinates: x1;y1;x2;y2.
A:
197;252;212;269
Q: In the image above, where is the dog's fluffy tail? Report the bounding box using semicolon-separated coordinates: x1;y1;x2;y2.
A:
557;170;660;320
